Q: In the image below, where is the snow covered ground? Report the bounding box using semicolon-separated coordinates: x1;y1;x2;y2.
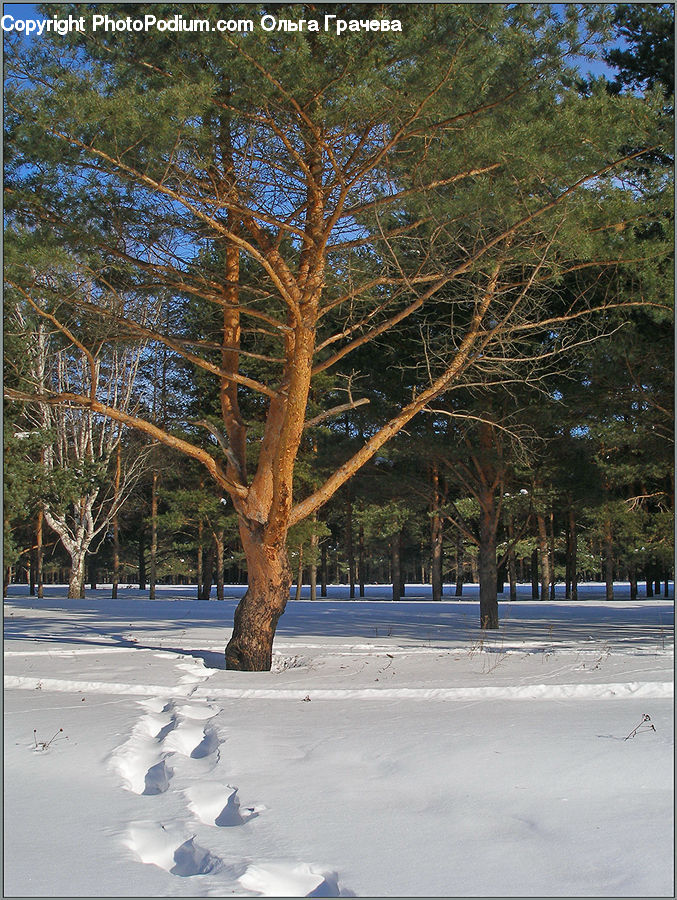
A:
4;582;674;898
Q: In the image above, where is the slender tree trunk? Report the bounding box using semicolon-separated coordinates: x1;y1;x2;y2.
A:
225;525;291;671
309;517;318;601
358;522;365;598
507;516;517;601
645;568;654;597
399;532;406;597
112;511;120;599
629;563;638;601
391;532;401;602
295;544;303;601
200;542;214;601
537;513;550;602
531;548;539;599
603;517;614;601
89;557;97;591
548;511;556;600
455;531;464;597
29;544;36;596
320;541;327;597
664;575;670;598
149;469;158;600
196;519;203;599
431;464;443;602
138;528;146;590
36;508;44;599
111;445;121;599
654;576;661;594
346;494;355;599
570;507;578;600
216;529;225;602
479;504;498;629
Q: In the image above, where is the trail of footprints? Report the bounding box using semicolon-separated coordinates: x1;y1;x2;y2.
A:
110;655;342;897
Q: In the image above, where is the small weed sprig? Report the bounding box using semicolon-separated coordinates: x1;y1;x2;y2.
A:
624;714;656;741
33;727;65;751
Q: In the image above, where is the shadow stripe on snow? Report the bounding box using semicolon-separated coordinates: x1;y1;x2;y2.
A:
4;675;673;700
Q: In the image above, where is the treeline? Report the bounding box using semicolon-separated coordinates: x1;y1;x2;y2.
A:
7;331;674;604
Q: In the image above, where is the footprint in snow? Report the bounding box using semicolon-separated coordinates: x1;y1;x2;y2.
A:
238;861;341;897
125;822;223;877
186;782;262;827
143;759;172;795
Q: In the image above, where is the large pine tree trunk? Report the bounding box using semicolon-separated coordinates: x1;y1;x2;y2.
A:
225;525;291;671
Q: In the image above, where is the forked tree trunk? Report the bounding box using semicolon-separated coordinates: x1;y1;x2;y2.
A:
68;546;87;599
225;525;291;671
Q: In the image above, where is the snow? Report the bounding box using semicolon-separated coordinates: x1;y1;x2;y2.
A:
4;582;674;898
